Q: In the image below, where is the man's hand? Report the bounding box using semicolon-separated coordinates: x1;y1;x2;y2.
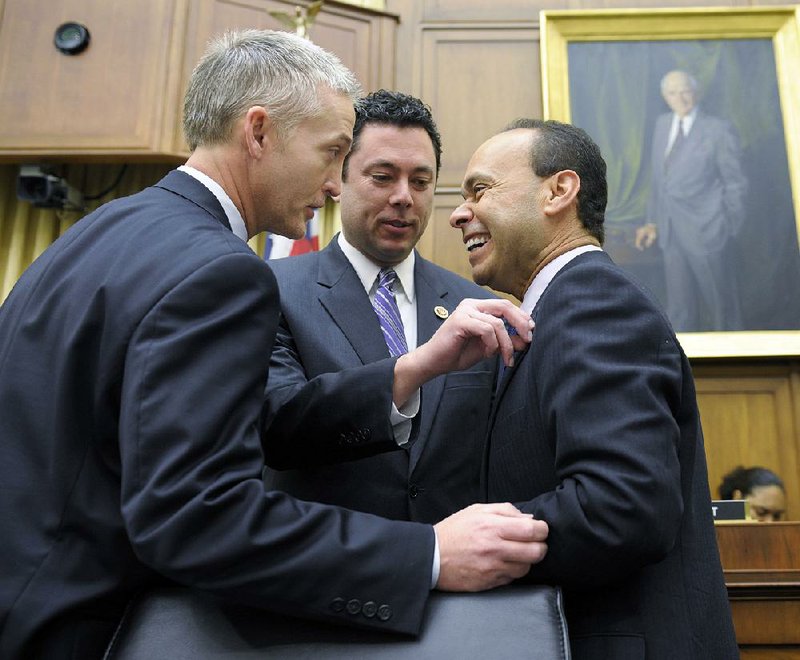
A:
434;503;548;592
393;299;533;406
634;223;657;250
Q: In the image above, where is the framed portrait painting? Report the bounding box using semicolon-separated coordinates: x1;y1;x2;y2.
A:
540;7;800;357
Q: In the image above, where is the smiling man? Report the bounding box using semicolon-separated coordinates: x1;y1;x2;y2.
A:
451;118;738;659
262;90;520;525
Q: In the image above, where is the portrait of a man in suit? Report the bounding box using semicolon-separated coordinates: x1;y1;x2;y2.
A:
566;37;800;337
635;69;748;332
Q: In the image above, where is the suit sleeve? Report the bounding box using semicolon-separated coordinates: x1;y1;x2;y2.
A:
261;312;403;470
118;252;433;634
518;264;685;588
716;119;748;237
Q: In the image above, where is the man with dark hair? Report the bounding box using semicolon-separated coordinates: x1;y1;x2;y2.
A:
262;90;503;523
450;118;738;659
0;35;546;658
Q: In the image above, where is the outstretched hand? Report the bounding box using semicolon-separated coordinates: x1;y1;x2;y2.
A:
393;298;533;406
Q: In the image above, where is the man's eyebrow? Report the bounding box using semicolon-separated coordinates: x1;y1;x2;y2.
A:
361;159;434;175
336;133;353;149
461;172;485;196
363;159;398;170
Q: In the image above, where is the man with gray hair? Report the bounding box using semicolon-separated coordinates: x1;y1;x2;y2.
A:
635;69;748;331
0;30;546;659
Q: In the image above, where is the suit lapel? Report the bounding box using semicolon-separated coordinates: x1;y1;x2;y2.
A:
316;240;390;365
409;257;455;471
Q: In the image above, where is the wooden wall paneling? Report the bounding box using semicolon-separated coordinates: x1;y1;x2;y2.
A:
693;364;800;521
0;0;188;161
416;23;541;189
419;0;566;22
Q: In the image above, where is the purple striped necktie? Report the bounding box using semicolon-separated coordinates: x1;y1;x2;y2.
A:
372;268;408;357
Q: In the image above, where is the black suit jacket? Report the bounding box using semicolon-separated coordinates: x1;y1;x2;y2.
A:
0;172;434;659
262;238;496;523
485;251;738;660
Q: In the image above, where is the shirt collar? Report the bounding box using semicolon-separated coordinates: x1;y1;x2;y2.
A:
521;245;603;315
178;165;249;242
672;107;698;134
337;233;416;304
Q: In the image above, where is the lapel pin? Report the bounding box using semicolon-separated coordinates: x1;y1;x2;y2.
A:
434;305;449;320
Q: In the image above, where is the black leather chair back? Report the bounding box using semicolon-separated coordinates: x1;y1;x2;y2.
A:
104;585;571;659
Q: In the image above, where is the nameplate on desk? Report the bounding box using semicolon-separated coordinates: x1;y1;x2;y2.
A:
712;499;748;522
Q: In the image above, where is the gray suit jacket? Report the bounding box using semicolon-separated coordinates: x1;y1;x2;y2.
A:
262;238;497;523
646;110;747;254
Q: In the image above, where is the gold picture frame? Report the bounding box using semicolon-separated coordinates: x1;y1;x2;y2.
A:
541;7;800;358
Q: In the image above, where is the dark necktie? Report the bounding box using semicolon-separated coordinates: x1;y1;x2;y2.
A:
665;118;686;170
372;269;408;357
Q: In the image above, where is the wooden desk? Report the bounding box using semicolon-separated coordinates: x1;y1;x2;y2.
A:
716;522;800;659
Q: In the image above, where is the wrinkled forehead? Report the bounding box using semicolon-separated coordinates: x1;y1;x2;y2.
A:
663;74;694;93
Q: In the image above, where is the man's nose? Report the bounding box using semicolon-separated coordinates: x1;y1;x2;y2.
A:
450;203;472;228
389;180;413;207
323;173;342;199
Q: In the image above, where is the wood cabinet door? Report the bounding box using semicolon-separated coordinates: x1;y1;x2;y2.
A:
178;0;397;152
0;0;187;161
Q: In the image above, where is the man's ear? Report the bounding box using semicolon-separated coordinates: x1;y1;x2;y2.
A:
543;170;580;216
243;105;274;158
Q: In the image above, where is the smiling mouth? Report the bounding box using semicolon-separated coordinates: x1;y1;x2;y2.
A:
465;235;490;252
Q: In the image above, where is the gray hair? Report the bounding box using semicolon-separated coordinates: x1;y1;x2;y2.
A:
660;70;698;95
183;29;362;150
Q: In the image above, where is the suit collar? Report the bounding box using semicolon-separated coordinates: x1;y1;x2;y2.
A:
316;241;456;472
409;258;458;470
316;239;392;364
177;165;247;241
154;170;232;233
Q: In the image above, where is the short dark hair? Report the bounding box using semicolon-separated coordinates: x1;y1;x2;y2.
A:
343;89;442;179
502;118;607;244
718;465;785;500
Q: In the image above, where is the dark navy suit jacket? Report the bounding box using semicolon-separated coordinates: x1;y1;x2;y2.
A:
0;172;434;659
485;251;738;660
262;238;496;523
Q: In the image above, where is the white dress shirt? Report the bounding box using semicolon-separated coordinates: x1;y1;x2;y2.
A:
520;245;603;315
338;233;421;445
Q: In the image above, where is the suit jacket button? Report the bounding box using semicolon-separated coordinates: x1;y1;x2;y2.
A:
362;601;378;618
377;604;392;621
330;597;345;613
346;598;362;615
408;484;419;498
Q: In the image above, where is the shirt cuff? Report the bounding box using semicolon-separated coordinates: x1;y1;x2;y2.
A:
390;389;420;446
431;527;440;589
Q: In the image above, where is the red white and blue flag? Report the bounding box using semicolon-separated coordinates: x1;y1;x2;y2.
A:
264;209;320;259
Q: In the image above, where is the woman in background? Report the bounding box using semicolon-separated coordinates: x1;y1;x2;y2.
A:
719;465;787;521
